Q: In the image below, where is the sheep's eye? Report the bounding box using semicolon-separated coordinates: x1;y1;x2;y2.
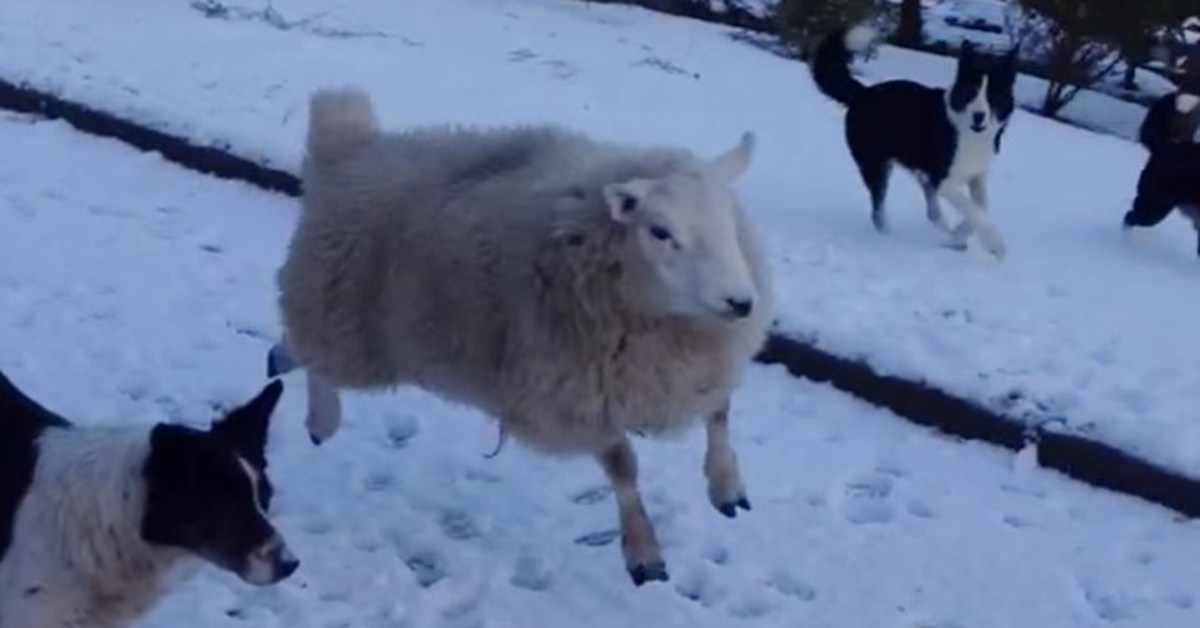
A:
648;225;672;242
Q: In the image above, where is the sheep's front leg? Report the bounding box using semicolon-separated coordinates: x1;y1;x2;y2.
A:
704;402;751;517
597;437;667;586
305;370;342;445
266;338;343;445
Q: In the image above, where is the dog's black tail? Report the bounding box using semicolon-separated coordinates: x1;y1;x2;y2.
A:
811;24;876;106
1139;91;1199;153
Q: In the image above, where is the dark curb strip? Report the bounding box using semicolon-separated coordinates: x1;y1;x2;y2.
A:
3;75;1197;519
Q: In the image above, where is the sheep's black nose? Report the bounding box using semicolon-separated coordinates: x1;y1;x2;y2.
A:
725;298;753;318
972;111;986;127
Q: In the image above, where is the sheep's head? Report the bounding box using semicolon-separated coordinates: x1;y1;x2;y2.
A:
601;132;758;322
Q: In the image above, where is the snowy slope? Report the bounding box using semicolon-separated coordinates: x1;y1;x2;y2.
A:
2;0;1199;477
3;0;1198;476
4;110;1200;627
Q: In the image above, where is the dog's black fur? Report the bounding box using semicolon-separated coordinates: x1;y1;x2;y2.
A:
1140;91;1200;151
1123;142;1200;257
811;24;1018;243
0;371;70;562
1124;92;1200;257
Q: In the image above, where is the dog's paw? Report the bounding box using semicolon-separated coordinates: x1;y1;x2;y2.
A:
978;225;1007;260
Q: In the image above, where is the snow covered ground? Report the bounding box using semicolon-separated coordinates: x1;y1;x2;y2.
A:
4;109;1200;627
3;0;1199;476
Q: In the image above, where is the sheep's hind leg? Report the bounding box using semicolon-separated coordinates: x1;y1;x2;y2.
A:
306;370;343;446
704;402;750;518
597;437;667;586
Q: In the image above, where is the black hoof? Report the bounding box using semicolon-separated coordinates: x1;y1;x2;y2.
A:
267;344;297;378
717;495;752;518
309;433;324;446
629;562;669;587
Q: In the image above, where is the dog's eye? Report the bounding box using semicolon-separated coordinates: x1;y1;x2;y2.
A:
648;225;673;242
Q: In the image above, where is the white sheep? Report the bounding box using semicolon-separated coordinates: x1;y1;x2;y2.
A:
269;87;774;585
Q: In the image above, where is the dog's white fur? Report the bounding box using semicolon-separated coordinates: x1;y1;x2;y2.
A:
0;429;191;628
940;75;1006;256
236;459;296;587
1176;92;1199;114
843;24;876;53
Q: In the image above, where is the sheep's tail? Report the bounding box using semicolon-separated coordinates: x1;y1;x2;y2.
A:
306;87;379;163
811;24;876;107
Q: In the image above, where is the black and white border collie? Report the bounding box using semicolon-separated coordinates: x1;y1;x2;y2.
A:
1124;91;1200;257
0;370;297;627
811;24;1018;259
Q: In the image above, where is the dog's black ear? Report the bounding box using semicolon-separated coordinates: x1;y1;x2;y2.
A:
211;380;283;468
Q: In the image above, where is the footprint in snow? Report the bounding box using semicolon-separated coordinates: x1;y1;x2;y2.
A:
1128;549;1154;566
509;552;553;591
1079;581;1141;622
1164;590;1194;609
507;48;537;62
404;550;447;588
569;485;611;505
362;470;395;493
573;529;619;547
906;499;936;519
726;593;777;619
701;541;730;566
673;567;724;608
462;467;501;484
302;518;334;536
384;414;418;449
874;460;907;478
765;570;817;602
1002;514;1035;529
839;472;896;525
438;510;480;541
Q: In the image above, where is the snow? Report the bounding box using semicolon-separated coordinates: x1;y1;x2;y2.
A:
4;111;1200;626
2;0;1200;477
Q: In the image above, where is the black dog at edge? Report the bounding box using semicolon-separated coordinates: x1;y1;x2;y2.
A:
1123;91;1200;257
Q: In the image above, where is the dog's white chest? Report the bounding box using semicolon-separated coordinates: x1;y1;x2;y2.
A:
949;129;995;178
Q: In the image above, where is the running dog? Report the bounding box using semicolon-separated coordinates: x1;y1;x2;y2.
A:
1124;91;1200;257
811;24;1019;258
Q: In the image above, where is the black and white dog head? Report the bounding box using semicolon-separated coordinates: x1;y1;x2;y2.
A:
140;380;298;586
946;40;1019;136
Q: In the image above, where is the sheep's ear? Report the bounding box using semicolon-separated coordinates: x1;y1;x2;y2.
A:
705;131;755;185
602;178;654;224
